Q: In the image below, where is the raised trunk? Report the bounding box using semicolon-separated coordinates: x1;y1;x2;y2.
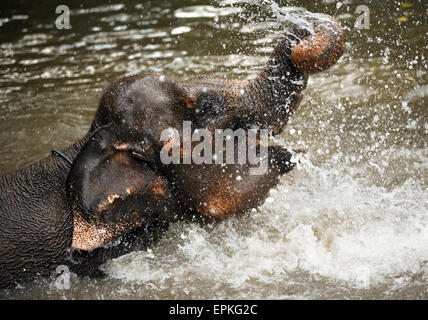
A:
233;14;345;134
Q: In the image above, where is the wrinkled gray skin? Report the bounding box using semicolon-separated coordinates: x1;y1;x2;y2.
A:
0;14;345;290
0;136;172;289
0;142;83;288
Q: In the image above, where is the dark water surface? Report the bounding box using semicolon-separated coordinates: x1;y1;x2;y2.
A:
0;0;427;299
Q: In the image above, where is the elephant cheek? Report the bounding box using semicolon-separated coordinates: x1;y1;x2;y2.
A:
67;139;174;251
150;178;168;197
197;191;243;219
71;213;111;251
70;189;143;251
70;177;171;251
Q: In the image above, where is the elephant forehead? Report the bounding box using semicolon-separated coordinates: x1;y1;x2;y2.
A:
118;79;177;111
114;87;179;134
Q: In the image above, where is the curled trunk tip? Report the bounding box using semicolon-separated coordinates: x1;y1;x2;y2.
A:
291;14;346;74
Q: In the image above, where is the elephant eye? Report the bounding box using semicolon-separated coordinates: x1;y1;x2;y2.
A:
130;151;147;161
129;150;156;165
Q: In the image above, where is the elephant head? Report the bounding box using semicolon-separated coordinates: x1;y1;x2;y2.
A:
66;13;345;250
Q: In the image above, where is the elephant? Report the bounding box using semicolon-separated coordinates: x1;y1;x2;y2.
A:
0;13;345;290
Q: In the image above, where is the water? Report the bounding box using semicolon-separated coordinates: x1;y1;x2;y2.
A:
0;0;427;299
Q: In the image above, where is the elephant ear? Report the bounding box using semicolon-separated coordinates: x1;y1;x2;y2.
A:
66;137;174;251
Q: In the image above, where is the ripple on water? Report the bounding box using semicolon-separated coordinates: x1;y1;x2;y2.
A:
174;5;243;19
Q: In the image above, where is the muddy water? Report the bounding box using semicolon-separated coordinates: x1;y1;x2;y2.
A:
0;0;427;299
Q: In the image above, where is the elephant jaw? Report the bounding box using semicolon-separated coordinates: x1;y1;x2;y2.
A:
71;212;143;251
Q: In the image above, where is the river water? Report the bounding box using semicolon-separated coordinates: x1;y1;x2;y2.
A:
0;0;427;299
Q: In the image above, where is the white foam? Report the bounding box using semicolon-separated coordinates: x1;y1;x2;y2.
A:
103;147;428;295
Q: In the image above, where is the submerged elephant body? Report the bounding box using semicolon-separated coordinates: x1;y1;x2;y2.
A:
0;13;345;289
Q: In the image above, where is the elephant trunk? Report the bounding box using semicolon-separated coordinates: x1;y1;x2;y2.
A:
290;14;346;74
234;13;345;134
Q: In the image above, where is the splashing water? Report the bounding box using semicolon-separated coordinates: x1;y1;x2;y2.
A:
100;150;428;297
